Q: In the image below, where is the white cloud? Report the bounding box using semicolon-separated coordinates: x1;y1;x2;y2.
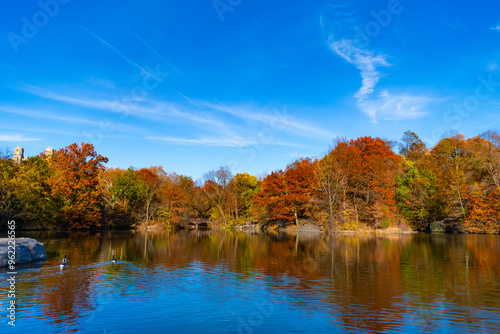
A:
21;85;232;132
20;84;335;148
358;90;433;122
0;105;102;126
490;25;500;31
329;38;435;122
0;134;41;142
201;101;336;141
330;39;389;102
147;135;254;147
146;135;311;149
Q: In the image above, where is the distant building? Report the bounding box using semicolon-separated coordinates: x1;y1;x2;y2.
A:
12;145;54;164
12;145;28;164
45;146;54;158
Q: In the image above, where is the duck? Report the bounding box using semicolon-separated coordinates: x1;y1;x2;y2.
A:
60;255;68;268
111;255;117;264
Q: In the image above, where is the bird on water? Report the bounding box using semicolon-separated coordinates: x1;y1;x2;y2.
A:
60;255;68;268
112;255;117;264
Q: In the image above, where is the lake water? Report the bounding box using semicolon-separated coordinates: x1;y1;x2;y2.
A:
2;230;500;333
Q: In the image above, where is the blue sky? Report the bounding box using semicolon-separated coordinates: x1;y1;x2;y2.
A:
1;0;499;180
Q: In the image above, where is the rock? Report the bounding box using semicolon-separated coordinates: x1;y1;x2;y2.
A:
293;224;323;233
0;238;48;267
430;221;447;233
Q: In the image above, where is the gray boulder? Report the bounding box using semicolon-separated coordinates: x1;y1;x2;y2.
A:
0;238;48;267
430;221;447;233
294;224;323;233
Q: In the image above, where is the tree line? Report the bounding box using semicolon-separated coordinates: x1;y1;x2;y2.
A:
1;130;499;233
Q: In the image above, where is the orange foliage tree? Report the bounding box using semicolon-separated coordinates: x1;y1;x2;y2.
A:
463;131;500;233
49;142;108;228
137;167;163;226
464;186;500;233
157;173;187;227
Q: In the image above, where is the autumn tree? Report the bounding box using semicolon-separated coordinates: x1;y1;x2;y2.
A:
203;166;233;225
49;142;108;228
314;150;348;230
463;131;500;233
156;173;187;228
284;159;315;225
99;167;127;210
333;137;402;227
253;170;289;223
188;183;212;219
254;159;314;226
430;134;470;216
98;167;135;228
136;167;164;226
468;131;500;188
399;130;428;162
394;132;444;229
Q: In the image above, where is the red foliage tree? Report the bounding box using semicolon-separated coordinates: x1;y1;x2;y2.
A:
334;137;402;226
254;159;315;225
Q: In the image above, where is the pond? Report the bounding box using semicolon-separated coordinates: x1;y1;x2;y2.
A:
2;230;500;333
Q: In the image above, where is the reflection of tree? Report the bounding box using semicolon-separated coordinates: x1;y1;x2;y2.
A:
40;268;95;329
23;230;500;333
400;234;500;331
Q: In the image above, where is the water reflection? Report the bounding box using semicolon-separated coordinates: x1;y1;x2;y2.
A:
9;230;500;333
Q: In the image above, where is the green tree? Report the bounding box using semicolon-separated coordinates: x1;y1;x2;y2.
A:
395;159;442;230
12;156;56;227
230;173;260;221
111;167;149;216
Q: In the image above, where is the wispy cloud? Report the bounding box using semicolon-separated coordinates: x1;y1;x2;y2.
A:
328;37;436;122
146;135;255;147
129;29;178;74
21;85;231;131
146;135;311;149
0;133;41;142
21;83;335;144
201;101;336;140
0;105;142;137
76;23;161;81
330;39;389;102
358;90;434;121
490;24;500;31
0;105;103;126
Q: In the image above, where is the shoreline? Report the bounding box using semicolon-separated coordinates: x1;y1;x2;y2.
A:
3;220;499;235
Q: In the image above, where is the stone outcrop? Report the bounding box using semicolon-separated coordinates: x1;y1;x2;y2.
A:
0;238;48;267
293;224;323;233
430;221;447;233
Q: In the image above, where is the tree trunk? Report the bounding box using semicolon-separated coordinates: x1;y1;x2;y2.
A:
328;195;334;230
